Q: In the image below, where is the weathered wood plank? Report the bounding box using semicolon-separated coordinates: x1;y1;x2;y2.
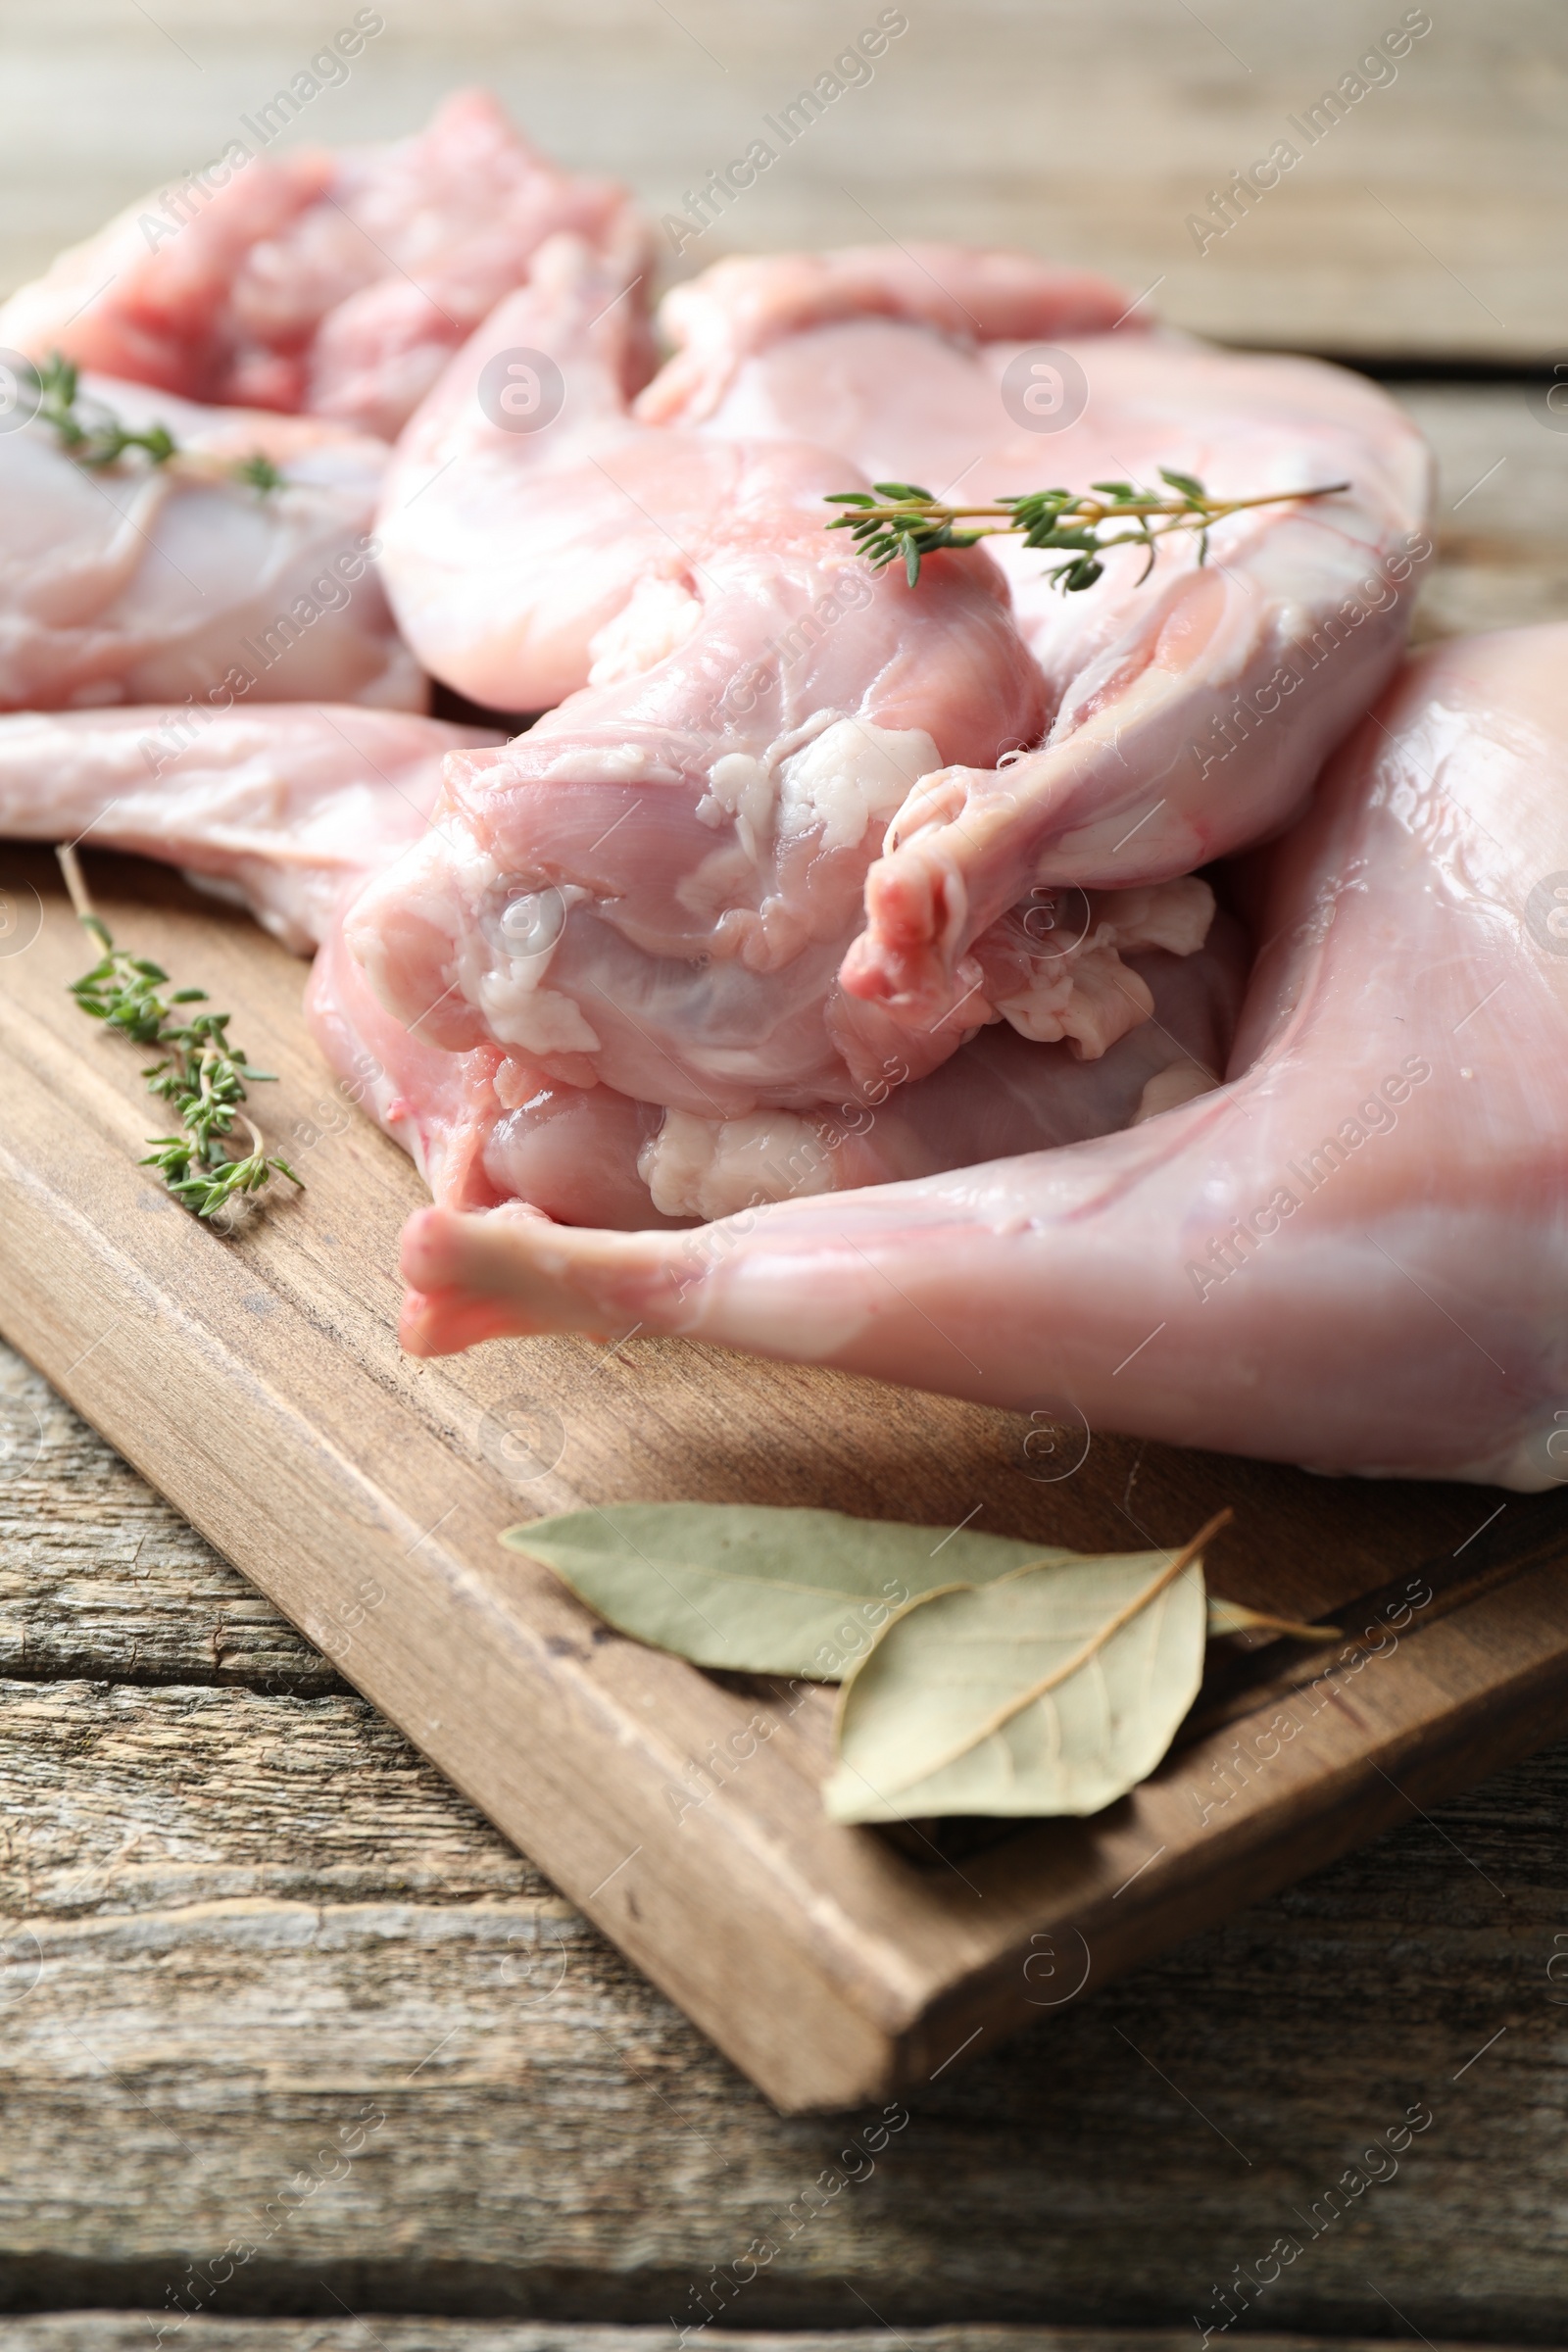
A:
0;1344;336;1695
0;380;1565;2321
0;1;1561;360
4;1377;1568;2330
1401;386;1568;640
2;1639;1566;2329
7;828;1568;2120
2;1796;1564;2333
0;1678;545;1912
5;2330;1557;2352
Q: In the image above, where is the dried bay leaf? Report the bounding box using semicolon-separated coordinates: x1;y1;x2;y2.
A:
1206;1596;1341;1643
501;1501;1088;1678
825;1512;1230;1824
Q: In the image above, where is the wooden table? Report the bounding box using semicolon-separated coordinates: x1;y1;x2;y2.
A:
4;0;1568;2338
1;0;1563;362
3;383;1567;2349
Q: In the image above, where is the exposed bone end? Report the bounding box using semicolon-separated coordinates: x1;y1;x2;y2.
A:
840;841;973;1027
399;1202;690;1355
400;1278;547;1357
401;1203;602;1350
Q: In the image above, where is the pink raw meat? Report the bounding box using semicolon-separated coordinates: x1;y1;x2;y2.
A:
349;237;1426;1220
0;704;501;948
0;92;650;443
396;626;1568;1492
0;376;417;712
0;703;1240;1231
374;238;1140;711
647;251;1432;1031
308;906;1245;1225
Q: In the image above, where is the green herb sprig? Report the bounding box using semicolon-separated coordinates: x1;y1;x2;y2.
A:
58;847;303;1225
232;449;284;493
28;353;283;494
825;469;1349;589
33;352;178;469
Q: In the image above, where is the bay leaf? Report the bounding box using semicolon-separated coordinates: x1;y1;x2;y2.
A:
825;1512;1229;1824
501;1501;1088;1679
1206;1597;1341;1643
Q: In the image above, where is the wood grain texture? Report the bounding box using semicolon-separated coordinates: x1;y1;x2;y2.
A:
0;1;1562;360
8;2334;1568;2352
6;2331;1560;2352
1;1442;1565;2339
4;825;1568;2120
2;397;1568;2320
0;1346;337;1695
1403;386;1568;639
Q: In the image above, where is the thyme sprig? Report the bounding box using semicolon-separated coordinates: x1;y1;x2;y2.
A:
232;449;285;493
825;469;1349;589
58;847;303;1225
33;352;178;469
27;353;283;493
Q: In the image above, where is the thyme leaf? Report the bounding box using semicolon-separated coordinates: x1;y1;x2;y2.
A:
58;847;303;1226
825;471;1348;588
26;352;284;493
233;449;285;494
33;352;178;470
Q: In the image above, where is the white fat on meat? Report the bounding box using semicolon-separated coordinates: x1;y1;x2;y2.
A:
698;714;941;865
479;966;602;1057
538;742;680;782
778;718;942;851
977;875;1216;1055
639;1107;839;1220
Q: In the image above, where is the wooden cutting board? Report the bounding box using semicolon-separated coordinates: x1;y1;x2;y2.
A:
3;844;1566;2115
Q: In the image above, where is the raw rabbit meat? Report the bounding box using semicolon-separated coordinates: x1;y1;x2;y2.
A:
0;376;417;711
307;906;1246;1226
643;247;1434;1033
374;238;1132;710
0;91;649;443
396;626;1568;1493
349;235;1427;1217
0;703;1241;1232
0;704;501;949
